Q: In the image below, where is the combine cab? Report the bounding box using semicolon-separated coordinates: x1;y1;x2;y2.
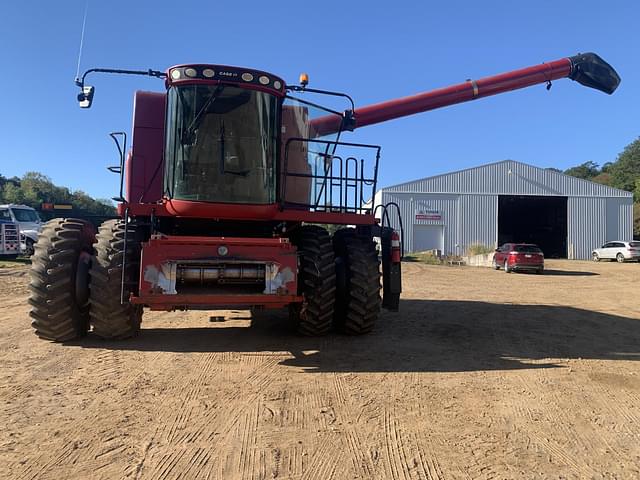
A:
29;53;619;341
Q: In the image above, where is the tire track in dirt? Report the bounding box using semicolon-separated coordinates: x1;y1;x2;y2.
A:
411;432;446;480
532;371;632;465
1;348;70;405
486;314;608;479
575;372;640;469
238;403;261;480
16;440;80;480
590;380;640;429
486;314;600;478
157;352;221;444
302;434;342;480
383;408;413;480
142;351;224;480
147;445;189;480
331;373;377;478
10;345;179;480
142;354;283;480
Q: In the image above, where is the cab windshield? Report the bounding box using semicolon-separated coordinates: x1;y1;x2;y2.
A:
165;85;278;204
11;208;40;222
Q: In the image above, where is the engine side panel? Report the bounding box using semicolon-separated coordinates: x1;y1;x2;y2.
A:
126;91;166;204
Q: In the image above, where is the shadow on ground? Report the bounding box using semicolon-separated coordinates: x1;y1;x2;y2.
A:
537;269;599;276
72;299;640;373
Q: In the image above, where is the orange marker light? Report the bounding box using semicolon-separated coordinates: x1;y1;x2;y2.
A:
299;73;309;87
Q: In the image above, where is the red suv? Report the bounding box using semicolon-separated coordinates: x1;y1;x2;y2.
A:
493;243;544;274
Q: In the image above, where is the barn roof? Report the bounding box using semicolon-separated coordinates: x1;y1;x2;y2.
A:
381;160;632;197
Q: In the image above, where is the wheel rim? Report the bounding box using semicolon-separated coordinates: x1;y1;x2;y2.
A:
592;253;598;261
617;253;624;263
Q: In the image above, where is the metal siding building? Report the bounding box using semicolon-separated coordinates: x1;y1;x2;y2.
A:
374;160;633;259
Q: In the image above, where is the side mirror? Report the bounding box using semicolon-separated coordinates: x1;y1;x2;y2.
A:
77;85;95;108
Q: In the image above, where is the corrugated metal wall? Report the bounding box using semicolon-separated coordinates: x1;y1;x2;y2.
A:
459;195;498;253
378;192;500;256
375;160;633;259
378;192;460;254
567;197;607;259
606;198;633;241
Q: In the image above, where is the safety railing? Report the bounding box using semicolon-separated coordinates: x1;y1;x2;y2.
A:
281;138;380;215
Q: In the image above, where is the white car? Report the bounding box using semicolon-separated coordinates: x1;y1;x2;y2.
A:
592;241;640;263
0;204;42;256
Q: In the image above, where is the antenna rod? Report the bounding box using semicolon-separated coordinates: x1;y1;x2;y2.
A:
75;1;89;82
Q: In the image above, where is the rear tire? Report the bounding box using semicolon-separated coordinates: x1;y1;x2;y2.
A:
89;220;143;340
333;229;381;335
504;260;511;273
289;226;336;336
616;253;625;263
592;252;600;262
28;219;95;342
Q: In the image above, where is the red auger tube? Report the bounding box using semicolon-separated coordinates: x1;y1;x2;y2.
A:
310;52;620;136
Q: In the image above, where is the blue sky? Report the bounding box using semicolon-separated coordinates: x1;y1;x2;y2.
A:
0;1;637;200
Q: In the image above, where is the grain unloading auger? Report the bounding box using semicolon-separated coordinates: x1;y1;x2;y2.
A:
29;52;619;341
311;52;620;135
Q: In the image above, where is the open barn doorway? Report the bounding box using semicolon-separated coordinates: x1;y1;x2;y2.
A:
498;195;568;258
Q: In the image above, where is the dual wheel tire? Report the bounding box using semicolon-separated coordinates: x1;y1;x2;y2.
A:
29;218;141;342
29;219;95;341
290;226;381;336
30;221;380;341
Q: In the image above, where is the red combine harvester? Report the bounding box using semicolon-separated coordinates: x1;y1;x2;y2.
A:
29;53;619;341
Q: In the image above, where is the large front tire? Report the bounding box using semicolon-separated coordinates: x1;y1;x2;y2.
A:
333;229;381;335
89;220;142;339
289;226;336;336
28;219;95;341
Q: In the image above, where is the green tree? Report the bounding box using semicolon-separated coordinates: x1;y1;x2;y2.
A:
564;161;600;180
601;162;614;173
591;172;611;186
609;137;640;193
2;183;25;204
0;171;116;216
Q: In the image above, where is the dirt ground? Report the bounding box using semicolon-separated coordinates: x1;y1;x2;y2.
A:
1;259;639;479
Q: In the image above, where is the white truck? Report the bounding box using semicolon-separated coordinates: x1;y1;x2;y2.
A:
0;218;21;257
0;204;42;256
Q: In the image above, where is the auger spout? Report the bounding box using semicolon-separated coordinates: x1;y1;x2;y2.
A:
310;52;620;136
